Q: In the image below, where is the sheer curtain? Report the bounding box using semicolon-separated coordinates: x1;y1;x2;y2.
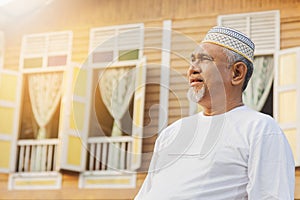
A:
243;55;274;111
99;67;135;137
28;72;63;139
99;66;135;169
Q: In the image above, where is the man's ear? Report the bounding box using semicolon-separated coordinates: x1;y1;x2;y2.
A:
231;62;247;87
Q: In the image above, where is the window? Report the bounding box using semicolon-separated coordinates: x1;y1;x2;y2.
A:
89;23;144;65
7;31;73;190
218;10;280;114
67;24;147;188
21;31;72;70
218;10;280;55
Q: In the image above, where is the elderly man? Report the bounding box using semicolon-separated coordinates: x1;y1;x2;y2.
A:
135;26;295;199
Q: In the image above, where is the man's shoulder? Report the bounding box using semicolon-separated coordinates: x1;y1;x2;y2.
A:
231;106;275;123
230;106;281;135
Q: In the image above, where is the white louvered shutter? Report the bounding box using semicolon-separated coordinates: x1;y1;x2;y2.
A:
218;10;280;54
48;32;72;54
90;29;116;51
21;31;72;70
118;26;143;50
89;23;144;65
23;34;47;56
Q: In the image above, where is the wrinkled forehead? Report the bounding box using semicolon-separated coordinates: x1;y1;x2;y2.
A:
192;44;207;55
192;43;226;59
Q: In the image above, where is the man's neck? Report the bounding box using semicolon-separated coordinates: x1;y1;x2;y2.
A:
200;100;244;116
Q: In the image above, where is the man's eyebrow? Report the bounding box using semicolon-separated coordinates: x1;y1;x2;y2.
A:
191;52;213;59
195;53;211;57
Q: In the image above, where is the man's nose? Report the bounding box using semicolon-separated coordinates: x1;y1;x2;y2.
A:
187;62;201;76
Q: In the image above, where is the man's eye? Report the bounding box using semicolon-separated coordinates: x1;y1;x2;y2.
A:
200;55;212;61
190;55;196;62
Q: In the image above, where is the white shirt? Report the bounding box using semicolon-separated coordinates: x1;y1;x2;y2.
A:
135;106;295;200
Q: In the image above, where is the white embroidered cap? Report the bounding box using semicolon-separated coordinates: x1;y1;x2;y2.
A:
201;26;255;63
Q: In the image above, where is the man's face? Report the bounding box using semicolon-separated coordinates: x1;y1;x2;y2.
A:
187;43;232;104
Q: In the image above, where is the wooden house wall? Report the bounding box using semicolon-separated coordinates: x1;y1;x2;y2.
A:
1;0;300;199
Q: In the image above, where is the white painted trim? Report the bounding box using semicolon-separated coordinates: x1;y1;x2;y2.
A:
0;100;15;107
273;51;279;122
87;136;133;143
0;31;4;69
20;31;73;71
66;31;73;66
158;20;172;133
280;123;299;130
0;69;19;75
82;170;133;176
0;134;14;141
274;10;281;51
218;10;280;20
17;138;59;145
81;65;93;171
139;24;145;61
296;48;300;166
277;85;297;92
88;60;140;69
8;172;62;190
57;63;74;171
79;172;136;189
12;71;22;173
21;66;66;74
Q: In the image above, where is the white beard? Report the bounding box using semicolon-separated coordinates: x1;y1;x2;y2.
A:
187;86;205;103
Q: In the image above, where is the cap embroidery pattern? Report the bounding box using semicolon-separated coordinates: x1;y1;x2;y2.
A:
202;26;255;63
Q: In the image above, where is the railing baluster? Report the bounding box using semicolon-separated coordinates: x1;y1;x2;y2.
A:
35;144;42;171
126;141;132;170
18;145;24;172
120;142;126;170
95;143;101;170
41;145;47;172
53;144;57;171
24;145;30;172
101;143;107;170
89;143;95;171
30;145;36;172
47;145;53;171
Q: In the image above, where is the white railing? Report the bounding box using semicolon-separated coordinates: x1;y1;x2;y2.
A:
87;136;133;171
17;139;59;173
